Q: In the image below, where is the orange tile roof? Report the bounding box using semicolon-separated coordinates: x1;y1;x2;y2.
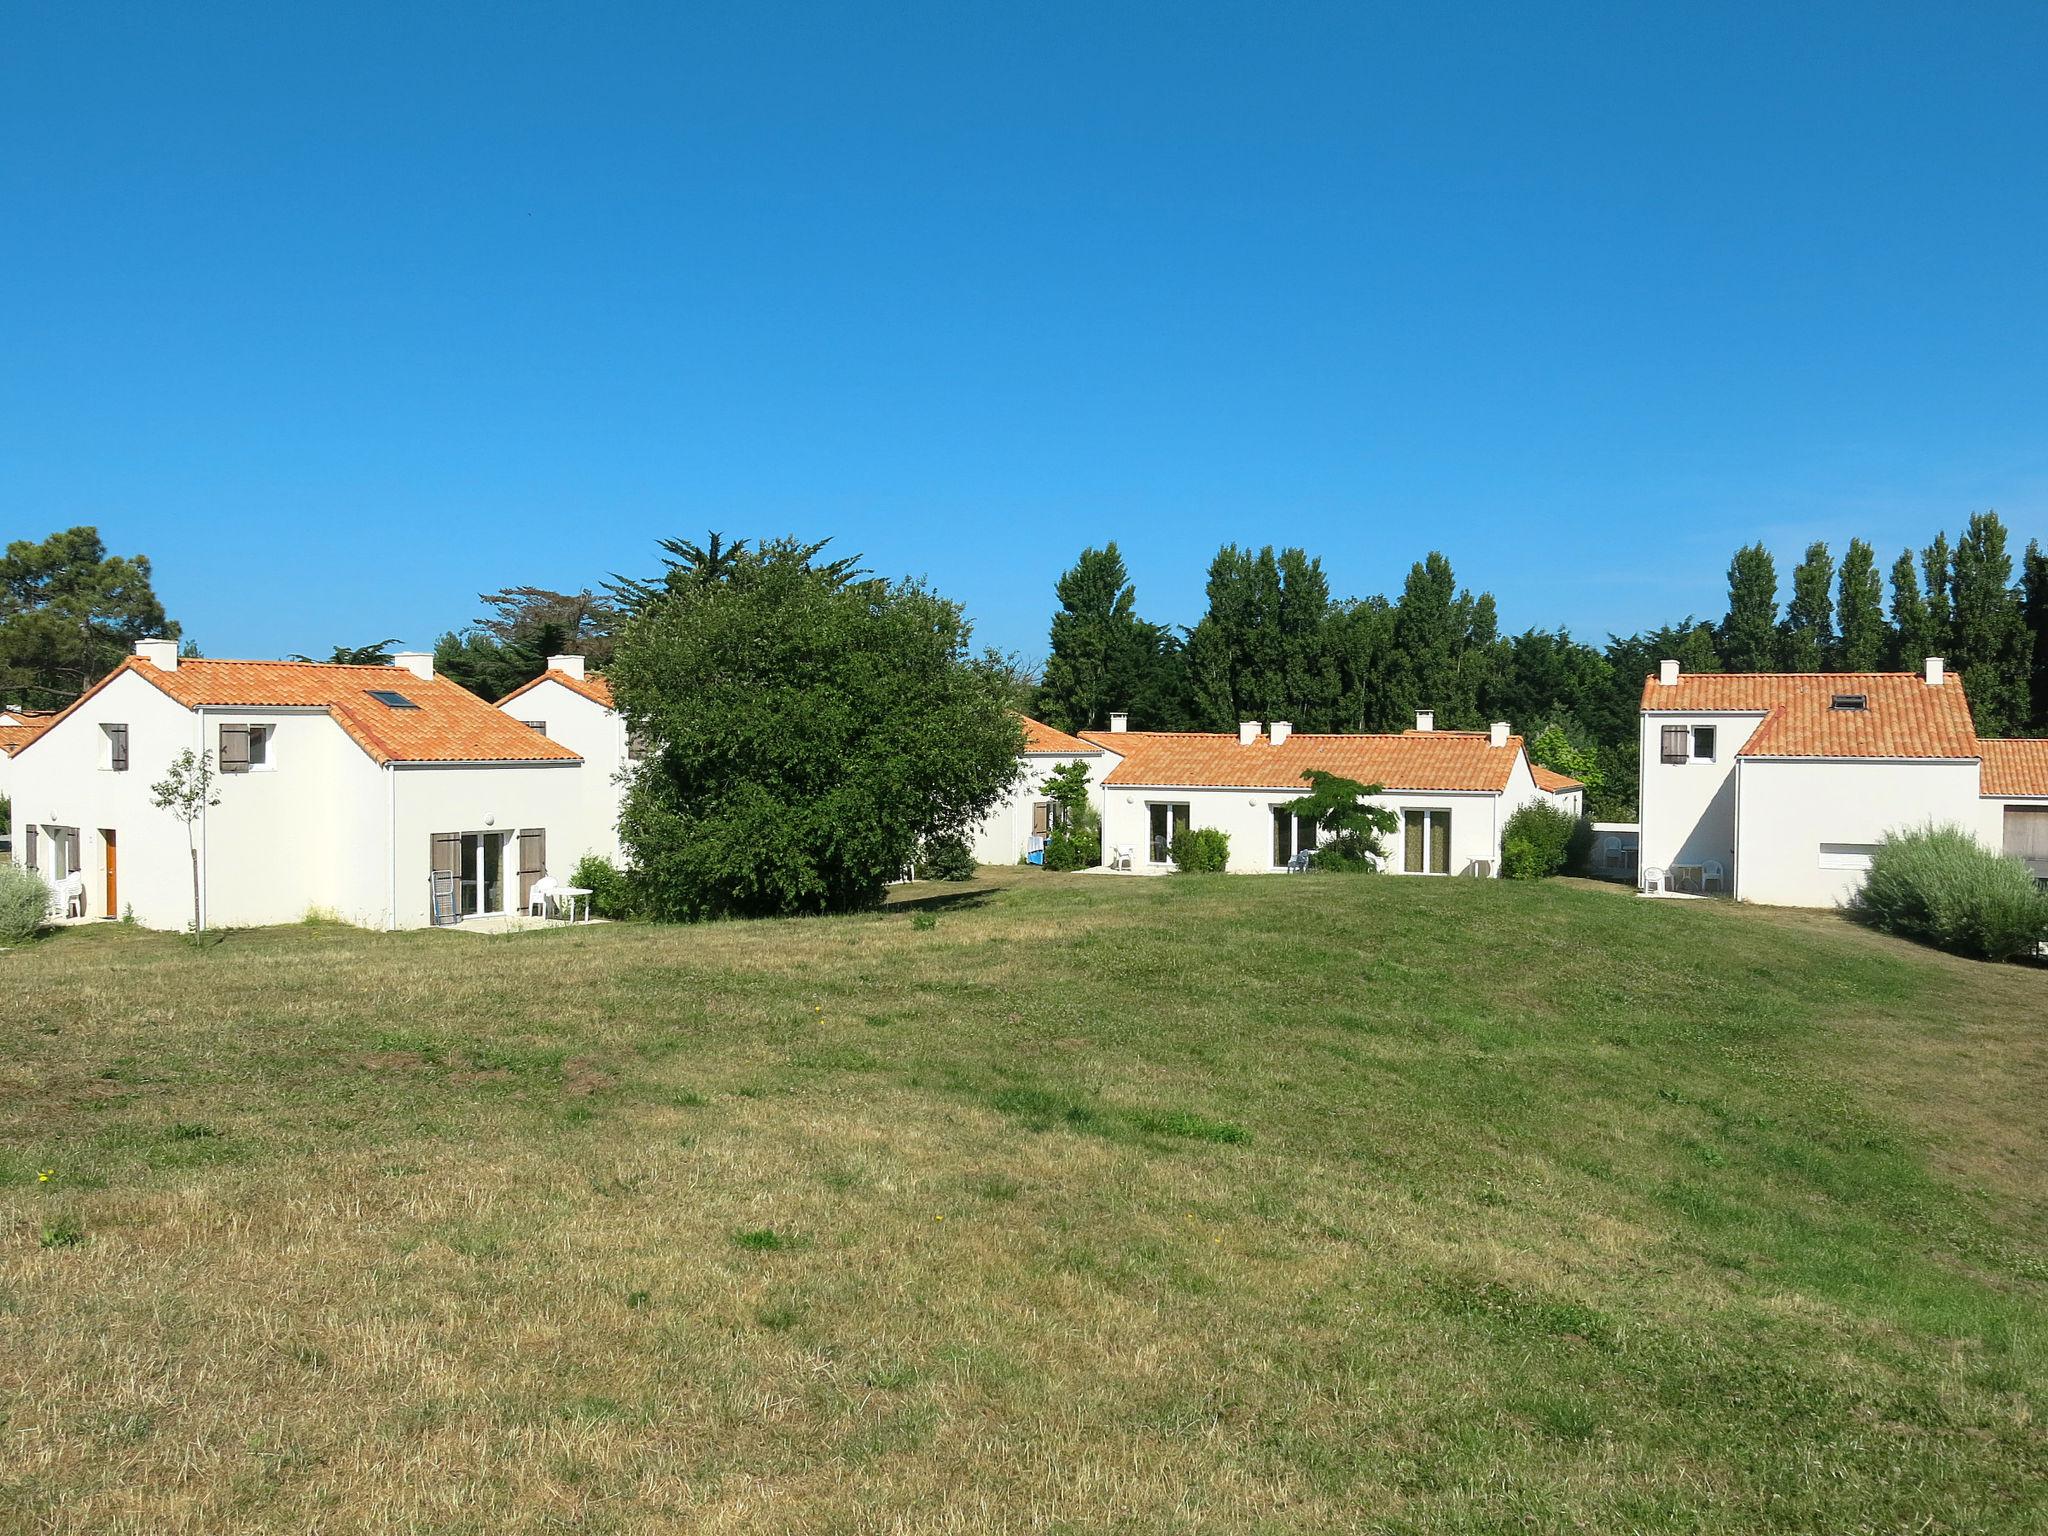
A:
1081;729;1524;793
1640;671;1980;760
1531;764;1584;793
497;667;614;710
1980;739;2048;798
1020;715;1099;755
19;658;580;767
0;714;54;756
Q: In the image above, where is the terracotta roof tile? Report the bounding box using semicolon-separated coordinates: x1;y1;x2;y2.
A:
498;667;614;710
1531;764;1583;793
1081;729;1523;793
19;658;580;766
1020;716;1100;755
0;715;54;755
1980;738;2048;797
1640;671;1979;760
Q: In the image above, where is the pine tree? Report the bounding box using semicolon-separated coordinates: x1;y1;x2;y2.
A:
1036;543;1185;732
1184;545;1340;730
1389;553;1488;728
1948;512;2032;736
2023;539;2048;730
1889;548;1934;669
1718;543;1779;671
1777;542;1835;672
1834;538;1886;670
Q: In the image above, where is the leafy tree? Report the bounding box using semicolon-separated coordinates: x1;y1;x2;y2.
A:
1922;532;1954;654
434;585;616;700
1834;539;1886;670
149;748;221;939
1495;630;1611;741
1388;553;1496;729
0;527;178;708
1329;596;1396;732
1949;511;2032;736
1036;544;1184;732
1777;542;1835;672
1185;545;1288;729
2023;539;2048;730
291;639;400;665
1039;759;1100;871
611;537;1023;919
1527;717;1604;805
1889;548;1936;670
1283;770;1399;870
1719;543;1779;671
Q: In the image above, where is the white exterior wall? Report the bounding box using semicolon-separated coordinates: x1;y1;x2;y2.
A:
11;670;589;931
971;752;1105;865
1732;758;1986;908
1638;711;1764;890
497;677;625;865
1097;781;1520;875
387;761;587;928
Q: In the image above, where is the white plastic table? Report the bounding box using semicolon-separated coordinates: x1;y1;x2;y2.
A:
554;886;594;923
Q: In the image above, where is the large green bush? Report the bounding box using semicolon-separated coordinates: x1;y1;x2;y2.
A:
1849;824;2048;962
919;834;978;881
1168;827;1230;873
570;854;646;921
0;861;50;944
1039;760;1100;871
1500;801;1591;879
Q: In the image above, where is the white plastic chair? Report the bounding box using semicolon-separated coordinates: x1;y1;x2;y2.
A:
1701;859;1725;894
1603;836;1623;872
1641;866;1665;896
527;875;559;919
48;872;86;919
1108;845;1134;873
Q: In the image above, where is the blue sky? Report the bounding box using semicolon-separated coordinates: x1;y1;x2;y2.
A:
4;2;2044;665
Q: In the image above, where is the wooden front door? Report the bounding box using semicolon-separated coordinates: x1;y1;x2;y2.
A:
102;829;117;915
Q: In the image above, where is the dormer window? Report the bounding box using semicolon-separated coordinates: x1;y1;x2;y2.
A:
1830;694;1868;711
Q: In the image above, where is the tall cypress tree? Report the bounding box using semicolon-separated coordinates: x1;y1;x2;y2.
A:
1949;511;2032;736
2023;538;2048;730
1834;538;1886;670
1921;532;1954;657
1719;543;1779;671
1274;547;1340;731
1185;544;1335;730
1777;542;1835;672
1889;548;1934;669
1036;543;1185;732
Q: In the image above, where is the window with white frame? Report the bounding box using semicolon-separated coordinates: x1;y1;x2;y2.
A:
1818;842;1880;871
1147;802;1190;863
1271;807;1318;867
1658;723;1717;764
1402;808;1451;874
220;723;274;772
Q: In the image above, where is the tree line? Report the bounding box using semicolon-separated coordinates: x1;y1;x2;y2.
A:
1033;512;2048;818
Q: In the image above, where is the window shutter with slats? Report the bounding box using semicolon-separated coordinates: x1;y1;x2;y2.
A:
1660;724;1689;764
219;724;251;773
517;829;546;908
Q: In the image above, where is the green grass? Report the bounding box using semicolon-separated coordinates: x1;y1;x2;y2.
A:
1;868;2043;1532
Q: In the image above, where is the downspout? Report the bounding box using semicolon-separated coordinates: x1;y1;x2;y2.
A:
386;762;398;930
1731;760;1743;903
195;708;209;930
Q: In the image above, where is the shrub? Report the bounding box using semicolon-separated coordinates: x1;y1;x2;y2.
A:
1168;827;1230;873
1499;802;1586;880
1286;771;1398;871
0;861;49;944
1040;761;1100;871
919;834;977;881
571;854;646;920
1849;824;2048;962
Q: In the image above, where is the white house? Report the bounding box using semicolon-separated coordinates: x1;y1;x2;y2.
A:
968;716;1107;866
495;655;637;866
1077;712;1555;875
8;639;591;930
1638;657;2048;906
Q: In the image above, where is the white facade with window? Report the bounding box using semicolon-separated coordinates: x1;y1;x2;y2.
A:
9;642;587;930
494;657;631;866
968;720;1107;867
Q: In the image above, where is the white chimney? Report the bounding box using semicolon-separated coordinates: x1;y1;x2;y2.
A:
550;653;586;681
1108;712;1129;733
1924;656;1944;687
1658;659;1680;686
1414;710;1434;733
134;637;178;672
392;651;434;681
1270;720;1292;746
1237;720;1262;747
1489;721;1510;748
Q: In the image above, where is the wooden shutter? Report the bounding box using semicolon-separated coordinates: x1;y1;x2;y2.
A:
1659;724;1689;764
219;724;251;773
429;833;461;924
25;826;37;871
109;725;128;771
517;829;546;907
1032;802;1051;837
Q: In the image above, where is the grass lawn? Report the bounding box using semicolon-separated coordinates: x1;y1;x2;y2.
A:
2;870;2044;1533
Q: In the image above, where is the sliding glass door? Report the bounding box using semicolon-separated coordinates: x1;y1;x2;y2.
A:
1148;803;1191;864
1402;809;1451;874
